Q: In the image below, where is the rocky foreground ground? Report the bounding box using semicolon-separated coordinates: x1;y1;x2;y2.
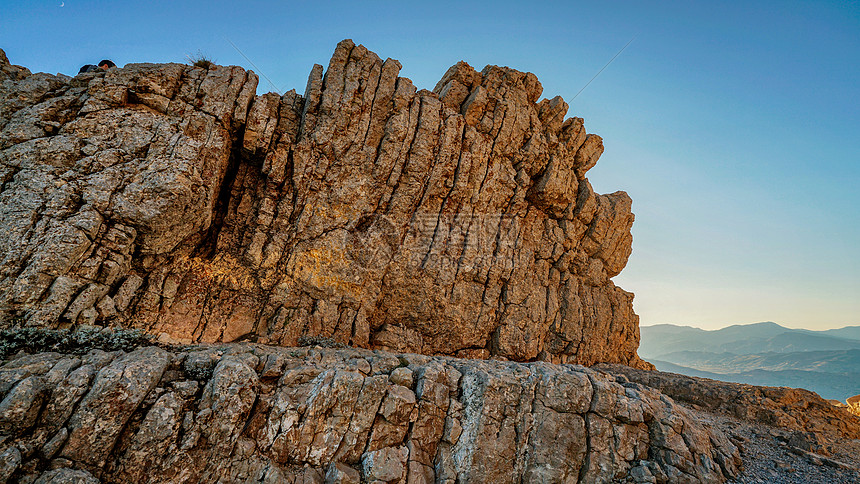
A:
601;365;860;483
708;412;860;484
0;339;738;484
0;336;858;483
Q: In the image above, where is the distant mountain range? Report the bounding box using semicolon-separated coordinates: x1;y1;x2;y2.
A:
639;322;860;401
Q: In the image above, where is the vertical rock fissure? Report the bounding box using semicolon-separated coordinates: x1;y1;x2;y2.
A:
191;128;246;261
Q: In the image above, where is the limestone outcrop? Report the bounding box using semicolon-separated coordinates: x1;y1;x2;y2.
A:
0;41;648;368
0;343;741;483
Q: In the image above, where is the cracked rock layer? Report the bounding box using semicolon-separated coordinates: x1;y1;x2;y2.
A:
0;344;740;483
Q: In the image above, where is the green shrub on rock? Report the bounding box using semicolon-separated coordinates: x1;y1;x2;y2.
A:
0;326;154;358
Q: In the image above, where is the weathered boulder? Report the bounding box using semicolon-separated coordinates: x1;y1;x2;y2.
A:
0;343;740;483
0;41;649;367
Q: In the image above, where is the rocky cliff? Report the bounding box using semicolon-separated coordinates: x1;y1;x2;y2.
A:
0;40;646;368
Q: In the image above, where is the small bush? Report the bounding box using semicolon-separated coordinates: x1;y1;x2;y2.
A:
186;51;215;70
0;326;154;359
297;335;345;349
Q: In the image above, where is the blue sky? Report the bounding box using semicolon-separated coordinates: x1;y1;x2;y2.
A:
2;0;858;330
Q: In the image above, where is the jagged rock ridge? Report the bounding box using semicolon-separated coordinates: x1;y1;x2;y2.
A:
0;40;646;368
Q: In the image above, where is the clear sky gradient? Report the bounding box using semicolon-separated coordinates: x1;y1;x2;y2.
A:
2;0;858;330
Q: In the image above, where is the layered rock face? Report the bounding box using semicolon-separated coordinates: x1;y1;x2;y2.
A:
0;40;647;368
0;343;740;483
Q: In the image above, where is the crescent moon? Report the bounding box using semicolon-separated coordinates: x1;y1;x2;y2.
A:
60;2;64;6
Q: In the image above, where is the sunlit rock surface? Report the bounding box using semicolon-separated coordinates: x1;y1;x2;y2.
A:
0;41;647;368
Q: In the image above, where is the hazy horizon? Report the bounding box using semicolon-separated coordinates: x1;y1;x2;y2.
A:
2;0;857;331
640;321;860;332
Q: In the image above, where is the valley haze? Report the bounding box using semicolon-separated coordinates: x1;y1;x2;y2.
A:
640;322;860;401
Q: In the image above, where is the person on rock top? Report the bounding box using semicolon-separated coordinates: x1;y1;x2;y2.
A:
78;59;116;74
